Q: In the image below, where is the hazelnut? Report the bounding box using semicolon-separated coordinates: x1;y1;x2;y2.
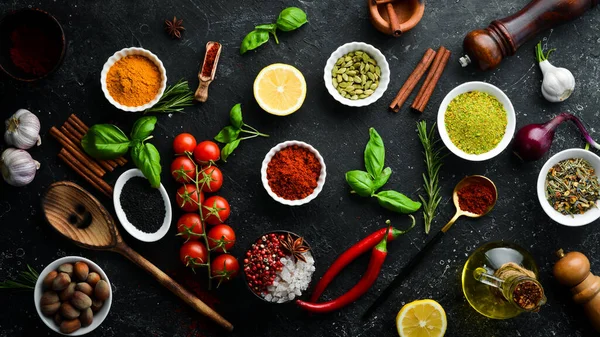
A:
40;302;61;316
75;282;93;297
73;262;89;281
57;263;74;276
80;308;93;327
59;282;76;302
86;272;100;287
59;302;80;319
53;312;63;325
91;299;103;313
71;291;92;310
94;280;110;301
40;291;60;305
60;319;81;334
52;273;71;291
42;271;58;289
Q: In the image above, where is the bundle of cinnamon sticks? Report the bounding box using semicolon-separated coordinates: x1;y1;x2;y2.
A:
389;46;451;113
50;114;127;197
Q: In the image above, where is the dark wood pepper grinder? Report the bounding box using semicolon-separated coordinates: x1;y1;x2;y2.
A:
459;0;598;71
553;249;600;332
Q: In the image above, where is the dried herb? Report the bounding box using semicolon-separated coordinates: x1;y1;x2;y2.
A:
165;16;185;39
417;121;445;234
145;79;194;114
281;233;310;263
546;157;600;215
0;265;39;290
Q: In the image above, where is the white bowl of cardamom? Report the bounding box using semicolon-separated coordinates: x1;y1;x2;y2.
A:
324;42;390;107
100;47;167;112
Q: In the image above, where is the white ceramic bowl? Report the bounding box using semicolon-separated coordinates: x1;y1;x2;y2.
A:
34;256;112;336
437;81;516;161
537;148;600;227
113;169;172;242
324;42;390;107
100;47;167;112
261;141;327;206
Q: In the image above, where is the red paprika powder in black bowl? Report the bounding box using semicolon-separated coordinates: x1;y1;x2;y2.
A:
0;8;66;81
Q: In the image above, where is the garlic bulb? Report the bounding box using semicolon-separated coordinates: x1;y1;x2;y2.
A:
536;42;575;103
1;148;40;187
4;109;41;149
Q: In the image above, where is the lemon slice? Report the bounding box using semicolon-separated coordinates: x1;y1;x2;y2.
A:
253;63;306;116
396;299;447;337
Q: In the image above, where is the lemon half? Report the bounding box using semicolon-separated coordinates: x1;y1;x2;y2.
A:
253;63;306;116
396;299;447;337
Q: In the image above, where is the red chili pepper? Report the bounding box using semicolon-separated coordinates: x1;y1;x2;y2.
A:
296;226;392;313
309;217;414;302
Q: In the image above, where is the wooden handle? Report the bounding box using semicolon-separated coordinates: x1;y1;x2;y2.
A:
194;80;211;103
115;242;234;331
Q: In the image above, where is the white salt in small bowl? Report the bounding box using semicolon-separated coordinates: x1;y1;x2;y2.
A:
113;169;172;242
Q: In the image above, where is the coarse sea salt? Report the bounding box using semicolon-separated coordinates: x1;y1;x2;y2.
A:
262;252;315;303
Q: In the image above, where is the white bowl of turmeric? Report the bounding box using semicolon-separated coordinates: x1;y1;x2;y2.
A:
100;47;167;112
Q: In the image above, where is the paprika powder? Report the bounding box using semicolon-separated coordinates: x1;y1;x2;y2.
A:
457;183;495;214
201;42;220;78
9;25;61;76
267;145;321;200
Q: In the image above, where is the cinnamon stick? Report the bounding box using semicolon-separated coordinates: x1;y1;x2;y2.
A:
60;126;114;172
64;118;118;169
389;48;436;112
386;3;402;37
374;0;397;4
59;149;112;197
66;115;88;137
411;47;451;113
69;114;127;167
50;127;106;177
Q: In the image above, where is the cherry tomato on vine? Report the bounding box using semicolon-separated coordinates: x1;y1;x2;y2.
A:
193;141;220;164
180;241;208;268
202;196;230;225
173;133;197;155
199;166;223;193
176;184;204;212
211;254;239;283
171;156;196;183
207;224;236;252
176;213;204;241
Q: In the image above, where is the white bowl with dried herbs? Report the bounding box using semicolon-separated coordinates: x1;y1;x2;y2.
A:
324;42;390;107
537;148;600;227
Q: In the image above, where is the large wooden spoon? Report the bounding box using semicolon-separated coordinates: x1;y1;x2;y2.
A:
41;181;233;331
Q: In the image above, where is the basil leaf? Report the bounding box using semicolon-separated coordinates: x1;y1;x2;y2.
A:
81;124;130;160
345;170;375;197
230;103;243;129
214;126;240;144
276;7;307;32
131;142;162;188
255;23;279;44
130;116;157;141
240;30;270;55
374;190;422;214
364;127;385;179
372;167;392;192
221;139;240;162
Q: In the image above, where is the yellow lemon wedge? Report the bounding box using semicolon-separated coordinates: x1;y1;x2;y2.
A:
253;63;306;116
396;299;447;337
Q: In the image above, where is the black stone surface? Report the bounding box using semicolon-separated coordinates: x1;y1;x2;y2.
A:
1;1;599;336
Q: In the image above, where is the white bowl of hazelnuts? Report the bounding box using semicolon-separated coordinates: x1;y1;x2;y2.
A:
34;256;112;335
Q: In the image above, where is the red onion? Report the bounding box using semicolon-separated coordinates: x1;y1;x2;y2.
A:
513;112;600;161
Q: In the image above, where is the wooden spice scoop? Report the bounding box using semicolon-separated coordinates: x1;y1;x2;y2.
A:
195;41;222;103
42;182;234;331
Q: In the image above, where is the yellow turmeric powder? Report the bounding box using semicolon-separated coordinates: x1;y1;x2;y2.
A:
106;55;161;107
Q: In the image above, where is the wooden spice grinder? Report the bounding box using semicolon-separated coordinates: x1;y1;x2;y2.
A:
553;249;600;332
368;0;424;37
459;0;598;71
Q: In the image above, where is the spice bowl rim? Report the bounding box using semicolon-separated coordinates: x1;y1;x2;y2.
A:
323;41;390;107
100;47;167;112
34;256;112;336
260;140;327;206
113;168;172;242
437;81;516;162
536;148;600;227
242;230;314;304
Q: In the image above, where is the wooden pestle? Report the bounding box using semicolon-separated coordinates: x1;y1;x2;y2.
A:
553;249;600;332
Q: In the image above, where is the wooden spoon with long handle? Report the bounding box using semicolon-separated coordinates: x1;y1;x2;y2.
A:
41;181;234;332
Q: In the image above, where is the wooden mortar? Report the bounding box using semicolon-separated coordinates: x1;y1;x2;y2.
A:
368;0;424;37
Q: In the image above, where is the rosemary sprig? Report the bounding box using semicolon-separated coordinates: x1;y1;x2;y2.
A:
0;265;39;290
417;121;445;234
145;79;195;114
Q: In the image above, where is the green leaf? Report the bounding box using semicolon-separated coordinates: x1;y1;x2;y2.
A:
372;167;392;192
255;23;279;44
374;190;422;214
240;30;270;55
230;103;243;129
345;170;375;197
364;127;385;179
130;116;157;141
221;139;241;162
131;142;162;188
276;7;307;31
214;126;241;144
81;124;131;160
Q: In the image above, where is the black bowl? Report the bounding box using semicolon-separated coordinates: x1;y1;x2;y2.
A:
242;230;314;303
0;8;66;81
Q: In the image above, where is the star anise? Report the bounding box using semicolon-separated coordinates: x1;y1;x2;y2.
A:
165;16;185;39
281;233;310;263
